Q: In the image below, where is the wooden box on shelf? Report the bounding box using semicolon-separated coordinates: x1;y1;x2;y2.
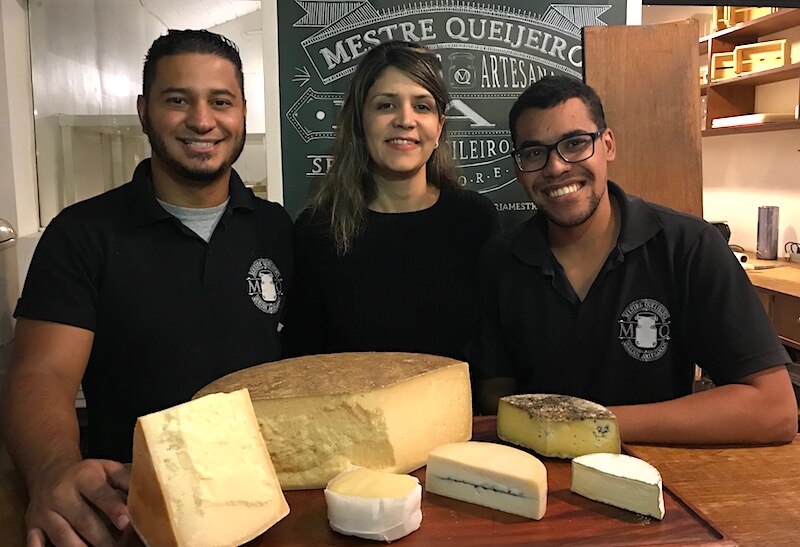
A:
700;8;800;136
730;7;775;26
713;6;775;32
735;39;790;75
713;6;731;32
710;51;736;81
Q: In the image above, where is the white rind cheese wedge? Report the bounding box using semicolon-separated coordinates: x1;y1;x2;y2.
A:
498;394;620;458
425;441;547;520
324;467;422;542
128;389;289;547
196;352;472;489
571;453;665;520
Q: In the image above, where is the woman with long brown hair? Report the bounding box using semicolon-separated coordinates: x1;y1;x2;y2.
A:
282;41;499;361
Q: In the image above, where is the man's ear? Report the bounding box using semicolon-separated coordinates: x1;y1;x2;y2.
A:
602;127;616;162
136;95;148;135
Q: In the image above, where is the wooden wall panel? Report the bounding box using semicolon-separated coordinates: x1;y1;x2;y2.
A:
583;21;703;218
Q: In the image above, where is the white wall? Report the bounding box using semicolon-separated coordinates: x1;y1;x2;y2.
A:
643;5;800;254
211;11;268;187
0;0;38;338
0;0;39;238
30;2;269;225
0;0;39;471
703;132;800;252
29;0;166;224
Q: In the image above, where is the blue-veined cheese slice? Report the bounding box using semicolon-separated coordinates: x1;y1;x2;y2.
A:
498;394;620;458
571;453;665;519
425;441;547;519
324;467;422;542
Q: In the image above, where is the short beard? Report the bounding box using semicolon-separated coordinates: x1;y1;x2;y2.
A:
538;186;603;228
143;114;246;186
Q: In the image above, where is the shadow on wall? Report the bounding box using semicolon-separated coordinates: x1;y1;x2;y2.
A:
0;340;13;471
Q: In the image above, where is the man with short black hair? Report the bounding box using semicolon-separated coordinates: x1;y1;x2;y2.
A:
1;29;292;546
472;75;797;445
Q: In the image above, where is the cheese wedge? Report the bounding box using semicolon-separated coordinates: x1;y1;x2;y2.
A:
571;453;665;520
498;394;620;458
324;467;422;542
195;352;472;489
425;441;547;520
128;389;289;547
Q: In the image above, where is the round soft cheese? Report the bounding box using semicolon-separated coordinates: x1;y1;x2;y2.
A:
324;467;422;542
571;453;665;520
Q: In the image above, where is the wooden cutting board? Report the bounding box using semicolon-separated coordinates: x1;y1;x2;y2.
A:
253;417;731;546
0;417;735;546
260;461;729;546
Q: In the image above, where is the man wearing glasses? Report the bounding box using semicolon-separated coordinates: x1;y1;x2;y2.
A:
471;76;797;445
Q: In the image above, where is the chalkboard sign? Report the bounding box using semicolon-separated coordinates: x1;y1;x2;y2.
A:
272;1;633;229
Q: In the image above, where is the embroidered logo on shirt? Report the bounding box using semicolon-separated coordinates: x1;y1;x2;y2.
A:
618;299;671;362
246;258;283;314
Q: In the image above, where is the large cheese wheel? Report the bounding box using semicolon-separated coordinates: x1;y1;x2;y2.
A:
195;352;472;489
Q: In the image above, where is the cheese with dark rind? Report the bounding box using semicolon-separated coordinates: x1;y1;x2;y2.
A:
128;389;289;547
195;352;472;489
497;394;620;458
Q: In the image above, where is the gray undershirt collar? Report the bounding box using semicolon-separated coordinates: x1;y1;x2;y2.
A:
157;198;229;243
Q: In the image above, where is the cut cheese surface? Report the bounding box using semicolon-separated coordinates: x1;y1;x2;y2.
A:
571;453;665;520
128;389;289;547
425;441;547;520
498;394;620;458
328;467;419;498
324;467;422;542
195;352;472;489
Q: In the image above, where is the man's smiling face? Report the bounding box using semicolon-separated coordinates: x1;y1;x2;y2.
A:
138;53;246;186
513;97;615;228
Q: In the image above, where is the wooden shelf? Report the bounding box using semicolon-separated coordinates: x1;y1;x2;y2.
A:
708;62;800;88
702;119;800;137
699;8;800;55
699;8;800;139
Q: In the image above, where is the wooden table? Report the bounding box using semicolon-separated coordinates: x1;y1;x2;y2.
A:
744;254;800;353
629;442;800;546
745;254;800;300
1;417;799;546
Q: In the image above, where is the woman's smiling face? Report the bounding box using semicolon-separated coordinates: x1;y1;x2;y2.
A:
361;66;445;182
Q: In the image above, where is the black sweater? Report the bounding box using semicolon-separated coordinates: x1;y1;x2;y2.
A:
282;188;500;361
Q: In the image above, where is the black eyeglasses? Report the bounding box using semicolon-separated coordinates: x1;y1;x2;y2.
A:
511;129;606;172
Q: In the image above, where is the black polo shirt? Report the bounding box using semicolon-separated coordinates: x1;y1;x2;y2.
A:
15;160;293;461
471;181;789;406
